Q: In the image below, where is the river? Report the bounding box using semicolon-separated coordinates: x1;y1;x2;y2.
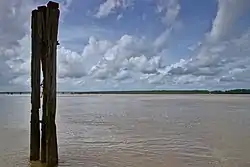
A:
0;94;250;167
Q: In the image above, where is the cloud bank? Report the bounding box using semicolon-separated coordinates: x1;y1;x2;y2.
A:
0;0;250;91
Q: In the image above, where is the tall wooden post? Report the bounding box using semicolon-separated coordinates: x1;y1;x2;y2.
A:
44;2;60;166
30;9;41;161
37;5;48;163
30;1;60;166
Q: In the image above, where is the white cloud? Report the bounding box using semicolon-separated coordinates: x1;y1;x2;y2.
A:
0;0;250;91
0;0;35;91
117;13;123;20
149;0;250;88
87;35;161;80
59;0;74;21
0;0;74;91
188;42;202;51
156;0;180;26
59;24;118;52
58;36;113;79
153;28;172;49
113;69;129;80
161;29;250;87
128;55;162;74
54;33;167;89
95;0;134;18
209;0;250;43
58;46;87;79
57;22;250;89
154;0;181;51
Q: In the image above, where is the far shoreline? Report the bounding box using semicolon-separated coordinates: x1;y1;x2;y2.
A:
1;89;250;95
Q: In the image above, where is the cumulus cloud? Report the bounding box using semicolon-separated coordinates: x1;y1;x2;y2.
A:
0;0;35;91
0;0;74;91
57;34;163;85
0;0;250;91
114;69;131;81
58;47;87;79
150;0;250;87
160;29;250;84
45;0;250;90
57;34;172;89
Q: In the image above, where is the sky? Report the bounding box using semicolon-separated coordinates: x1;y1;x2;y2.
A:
0;0;250;91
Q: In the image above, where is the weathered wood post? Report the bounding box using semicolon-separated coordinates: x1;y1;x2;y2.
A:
30;9;41;161
37;5;48;164
43;2;60;166
30;1;60;166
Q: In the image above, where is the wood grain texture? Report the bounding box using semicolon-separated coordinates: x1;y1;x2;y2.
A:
44;2;60;166
30;9;41;161
37;6;48;164
30;2;60;166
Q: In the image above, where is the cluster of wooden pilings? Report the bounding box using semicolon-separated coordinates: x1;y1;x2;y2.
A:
30;1;59;166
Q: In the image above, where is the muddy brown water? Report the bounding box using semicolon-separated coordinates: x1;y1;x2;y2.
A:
0;94;250;167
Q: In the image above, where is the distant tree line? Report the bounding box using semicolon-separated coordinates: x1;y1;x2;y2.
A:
0;92;30;95
1;89;249;95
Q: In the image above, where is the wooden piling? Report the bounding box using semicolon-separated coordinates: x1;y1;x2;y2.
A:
30;1;60;166
30;9;41;161
37;5;48;163
44;2;60;166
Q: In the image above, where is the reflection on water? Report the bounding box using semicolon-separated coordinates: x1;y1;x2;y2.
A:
0;94;250;167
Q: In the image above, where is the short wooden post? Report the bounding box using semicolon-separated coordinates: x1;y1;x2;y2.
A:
30;9;41;161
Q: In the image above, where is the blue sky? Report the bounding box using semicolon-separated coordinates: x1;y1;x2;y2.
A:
61;0;216;53
0;0;250;91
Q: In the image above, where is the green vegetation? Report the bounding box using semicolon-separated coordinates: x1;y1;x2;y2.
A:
1;89;250;95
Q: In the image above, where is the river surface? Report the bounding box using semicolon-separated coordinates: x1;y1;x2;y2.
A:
0;94;250;167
